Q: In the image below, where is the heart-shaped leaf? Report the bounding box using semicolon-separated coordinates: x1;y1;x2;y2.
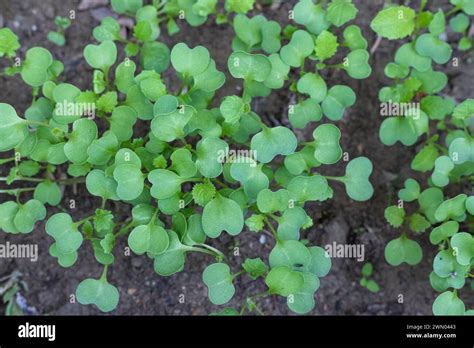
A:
340;157;374;201
196;137;228;178
46;213;83;254
83;40;117;70
154;230;187;276
203;263;235;305
343;49;371;79
250;126;297;163
297;73;327;102
312;123;342;165
432;291;465;315
171;42;210;77
230;159;269;200
266;266;304;297
202;194;244;238
228;51;272;82
128;224;170;256
64;119;98;164
322;85;356;121
280;30;314;68
385;235;422;266
76;277;119;313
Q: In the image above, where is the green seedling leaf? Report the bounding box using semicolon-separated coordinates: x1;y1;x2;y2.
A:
287;175;333;203
432;156;454;188
326;0;358;27
93;17;121;42
243;257;268;280
312;123;342;164
83;40;117;70
193;60;225;92
265;266;304;297
21;47;53;87
293;0;329;35
76;277;119;313
220;95;247;124
343;25;368;50
0;28;20;58
418;187;444;224
315;30;338;61
395;43;432;72
379;111;428;146
451;232;474;266
307;246;332;277
245;214;265;232
34;181;62;206
153;230;187;276
251;126;297;163
128;224;170;256
343;49;371;79
385;235;422;266
449;137;474;165
411;144;439;172
171;43;210;77
415;33;452;64
202;194;244;238
228;51;272;82
87;132;119;166
340;157;373;201
261;20;281;54
322;85;356;121
86;170;119;201
287;272;319;314
196;137;228;178
430;221;459;245
0;103;28;151
408;213;430;233
46;213;83;254
297;73;327;102
257;189;291;213
370;6;416;39
264;53;290;89
64;119;98;164
277;207;308;240
151;104;194;142
289;98;322;128
432;291;465;315
13;200;46;234
280;30;314;68
434;194;467;222
148;169;183;200
452;99;474;121
230;159;269;200
398;178;420;202
203;263;235;305
384;206;405;228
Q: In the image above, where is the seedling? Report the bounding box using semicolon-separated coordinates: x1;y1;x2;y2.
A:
47;16;72;47
0;0;375;315
372;1;474;315
360;262;380;293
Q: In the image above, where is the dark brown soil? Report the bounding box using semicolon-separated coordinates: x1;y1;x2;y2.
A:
0;0;473;316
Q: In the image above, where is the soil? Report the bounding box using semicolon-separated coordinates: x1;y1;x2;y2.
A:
0;0;473;316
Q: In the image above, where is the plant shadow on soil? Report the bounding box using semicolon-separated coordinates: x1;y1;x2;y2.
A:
0;0;472;315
